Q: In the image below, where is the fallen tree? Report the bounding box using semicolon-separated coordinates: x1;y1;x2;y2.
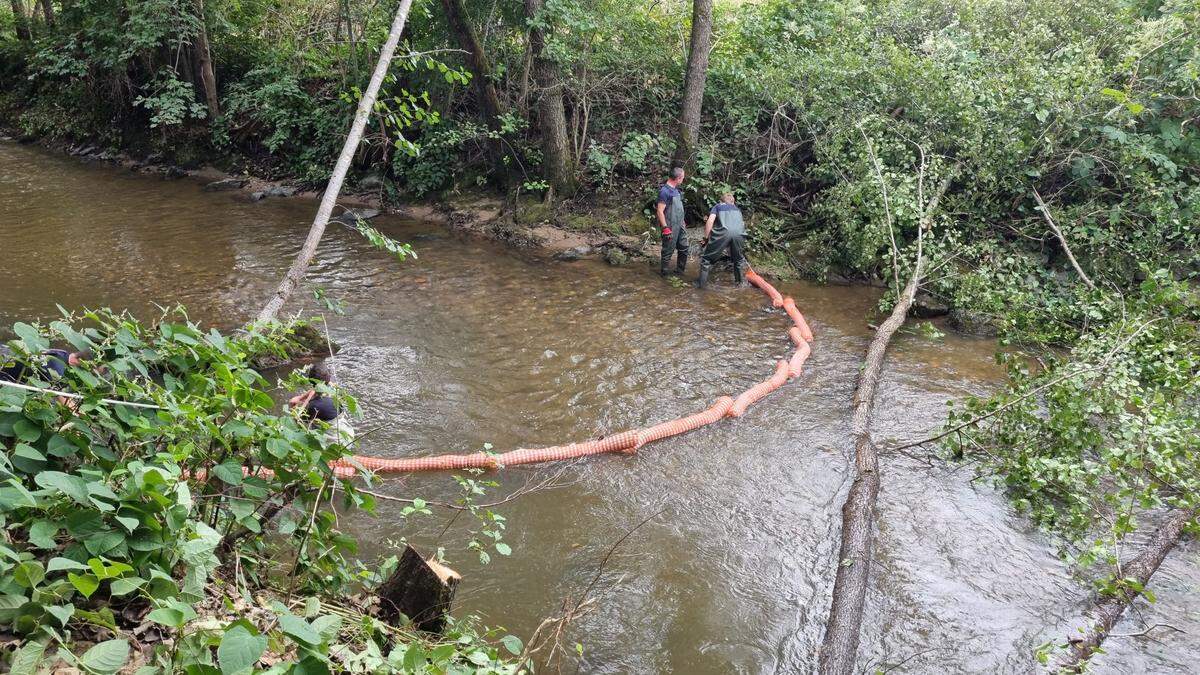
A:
818;156;956;675
258;0;416;323
1056;506;1197;671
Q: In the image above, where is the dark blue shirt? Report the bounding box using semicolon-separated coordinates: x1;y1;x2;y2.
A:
305;394;339;422
657;184;682;206
709;203;739;216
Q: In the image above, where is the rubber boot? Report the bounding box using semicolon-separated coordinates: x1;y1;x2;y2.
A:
733;263;748;288
675;253;688;276
695;266;710;289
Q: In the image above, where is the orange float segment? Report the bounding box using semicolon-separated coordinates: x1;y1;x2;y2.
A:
634;396;734;448
789;340;811;379
728;360;791;417
745;269;784;308
782;297;815;343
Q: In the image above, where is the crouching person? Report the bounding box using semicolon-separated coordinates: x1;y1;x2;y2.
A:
288;362;355;446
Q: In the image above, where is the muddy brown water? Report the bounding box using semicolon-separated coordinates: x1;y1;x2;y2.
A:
2;140;1197;673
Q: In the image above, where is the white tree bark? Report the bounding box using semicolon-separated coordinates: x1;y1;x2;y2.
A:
258;0;415;322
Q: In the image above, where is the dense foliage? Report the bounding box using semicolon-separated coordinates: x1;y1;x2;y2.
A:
1;0;1195;333
0;310;521;673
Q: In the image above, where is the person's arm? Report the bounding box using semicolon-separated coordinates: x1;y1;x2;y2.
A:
703;213;716;241
288;389;316;409
656;201;667;231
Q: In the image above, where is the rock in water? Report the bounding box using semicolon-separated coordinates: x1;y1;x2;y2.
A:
554;245;592;261
911;292;950;318
949;307;999;337
332;208;382;225
604;247;630;266
203;177;249;192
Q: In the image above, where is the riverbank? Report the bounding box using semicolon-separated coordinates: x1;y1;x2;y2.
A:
0;131;799;273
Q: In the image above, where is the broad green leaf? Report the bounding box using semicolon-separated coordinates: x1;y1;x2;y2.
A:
14;561;45;588
35;471;91;504
13;323;49;352
68;573;100;599
212;461;244;486
29;520;58;549
9;637;47;675
146;607;186;628
277;613;320;645
109;577;146;597
13;420;41;443
217;625;267;675
47;557;89;572
79;639;129;674
45;603;74;626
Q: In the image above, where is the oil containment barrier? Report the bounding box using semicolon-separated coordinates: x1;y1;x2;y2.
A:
291;269;812;477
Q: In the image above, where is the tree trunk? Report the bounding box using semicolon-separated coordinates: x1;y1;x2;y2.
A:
439;0;509;177
37;0;51;25
10;0;31;40
376;545;461;633
192;0;220;119
670;0;713;171
818;168;956;675
257;0;416;323
1057;507;1197;671
524;0;577;198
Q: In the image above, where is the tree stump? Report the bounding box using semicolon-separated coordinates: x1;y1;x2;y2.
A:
376;545;461;633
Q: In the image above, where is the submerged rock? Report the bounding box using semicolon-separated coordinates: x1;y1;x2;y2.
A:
332;208;382;225
163;166;188;180
250;185;299;201
604;247;630;266
948;307;999;337
554;245;592;261
911;292;950;318
203;177;249;192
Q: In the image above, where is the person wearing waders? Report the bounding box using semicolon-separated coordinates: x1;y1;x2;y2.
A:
655;167;688;276
697;193;747;289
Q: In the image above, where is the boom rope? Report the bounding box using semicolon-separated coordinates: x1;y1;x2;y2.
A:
317;267;815;476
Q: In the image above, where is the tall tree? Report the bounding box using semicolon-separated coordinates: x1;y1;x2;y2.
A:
258;0;416;322
671;0;713;170
9;0;32;40
439;0;504;126
37;0;52;25
524;0;576;198
439;0;509;177
192;0;220;119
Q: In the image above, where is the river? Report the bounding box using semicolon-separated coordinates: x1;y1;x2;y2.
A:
1;140;1196;673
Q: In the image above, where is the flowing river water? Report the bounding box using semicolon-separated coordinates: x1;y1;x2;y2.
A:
2;140;1197;673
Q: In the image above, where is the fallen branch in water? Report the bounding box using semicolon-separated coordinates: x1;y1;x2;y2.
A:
1056;506;1197;672
520;506;666;671
818;155;957;675
257;0;416;322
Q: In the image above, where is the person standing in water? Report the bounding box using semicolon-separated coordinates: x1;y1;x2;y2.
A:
697;193;748;289
655;167;689;276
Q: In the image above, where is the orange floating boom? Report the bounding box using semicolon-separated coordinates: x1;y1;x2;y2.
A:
192;269;814;479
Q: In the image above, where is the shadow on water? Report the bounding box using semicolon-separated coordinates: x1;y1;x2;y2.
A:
2;141;1196;673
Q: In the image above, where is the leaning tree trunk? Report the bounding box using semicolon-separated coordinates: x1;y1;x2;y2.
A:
818;169;955;675
1056;507;1198;671
37;0;51;25
670;0;713;171
524;0;576;199
192;0;220;119
439;0;509;177
10;0;31;40
257;0;415;323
